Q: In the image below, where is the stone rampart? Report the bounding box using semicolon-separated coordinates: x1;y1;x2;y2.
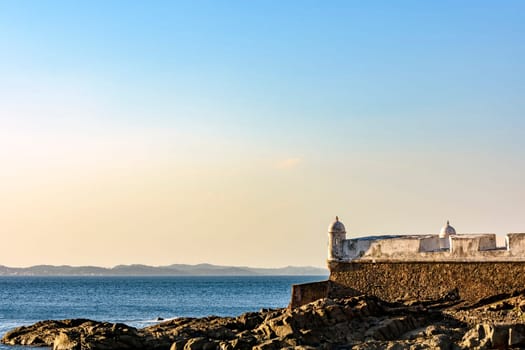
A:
289;280;330;308
328;261;525;303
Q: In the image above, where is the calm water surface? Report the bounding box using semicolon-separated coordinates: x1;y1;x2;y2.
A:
0;275;324;349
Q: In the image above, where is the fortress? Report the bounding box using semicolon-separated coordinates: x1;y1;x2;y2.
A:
290;217;525;307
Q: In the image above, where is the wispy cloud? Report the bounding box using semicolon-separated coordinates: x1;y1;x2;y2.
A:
275;157;302;169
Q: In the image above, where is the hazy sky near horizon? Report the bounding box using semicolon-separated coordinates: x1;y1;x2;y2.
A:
1;1;524;268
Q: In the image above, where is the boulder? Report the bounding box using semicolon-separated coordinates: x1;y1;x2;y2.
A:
509;324;525;346
183;337;214;350
170;339;188;350
460;323;512;350
7;293;525;350
53;333;80;350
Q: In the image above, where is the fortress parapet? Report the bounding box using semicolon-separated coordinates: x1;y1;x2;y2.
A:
330;218;525;262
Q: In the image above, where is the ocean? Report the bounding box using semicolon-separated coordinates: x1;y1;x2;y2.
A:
0;275;324;349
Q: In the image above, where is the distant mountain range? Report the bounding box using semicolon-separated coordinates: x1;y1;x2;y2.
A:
0;263;328;276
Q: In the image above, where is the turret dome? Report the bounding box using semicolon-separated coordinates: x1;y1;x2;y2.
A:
328;216;346;233
439;220;456;238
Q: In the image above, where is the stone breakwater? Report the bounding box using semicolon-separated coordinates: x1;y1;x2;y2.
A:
4;292;525;350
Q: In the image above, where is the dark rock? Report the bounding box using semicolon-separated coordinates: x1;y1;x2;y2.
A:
237;312;262;330
183;337;210;350
170;339;188;350
6;292;525;350
487;301;513;312
509;324;525;346
53;332;79;350
518;298;525;312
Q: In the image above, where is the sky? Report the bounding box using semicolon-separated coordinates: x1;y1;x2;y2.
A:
0;1;524;268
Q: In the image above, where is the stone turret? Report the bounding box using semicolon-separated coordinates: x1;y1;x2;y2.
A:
439;220;456;249
328;216;346;260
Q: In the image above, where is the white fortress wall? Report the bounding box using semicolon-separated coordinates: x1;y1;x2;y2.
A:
328;218;525;262
419;235;441;252
338;233;525;262
343;235;434;260
449;234;496;255
507;233;525;255
366;236;420;258
343;238;373;260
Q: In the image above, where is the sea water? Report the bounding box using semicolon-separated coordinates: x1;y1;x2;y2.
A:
0;275;324;349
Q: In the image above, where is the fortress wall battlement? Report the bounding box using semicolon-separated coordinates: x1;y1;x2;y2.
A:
341;233;525;262
507;233;525;254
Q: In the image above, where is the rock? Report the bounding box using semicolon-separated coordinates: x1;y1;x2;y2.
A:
203;341;219;350
487;301;513;312
460;324;488;349
325;305;347;323
171;339;188;350
237;312;262;330
1;319;95;347
365;316;420;341
207;326;236;340
518;299;525;313
226;337;254;350
184;337;211;350
385;344;406;350
485;324;509;348
509;324;525;346
53;332;79;350
252;338;284;350
430;334;452;349
264;312;294;338
459;323;512;350
6;293;525;350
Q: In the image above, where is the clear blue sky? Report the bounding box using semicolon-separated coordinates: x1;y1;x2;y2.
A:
0;1;524;267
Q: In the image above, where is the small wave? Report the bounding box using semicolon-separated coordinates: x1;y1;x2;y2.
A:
117;317;178;328
143;316;178;323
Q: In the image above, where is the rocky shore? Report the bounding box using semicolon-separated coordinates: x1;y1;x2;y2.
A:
3;291;525;350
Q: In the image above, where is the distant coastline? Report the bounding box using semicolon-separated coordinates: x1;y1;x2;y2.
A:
0;263;328;276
